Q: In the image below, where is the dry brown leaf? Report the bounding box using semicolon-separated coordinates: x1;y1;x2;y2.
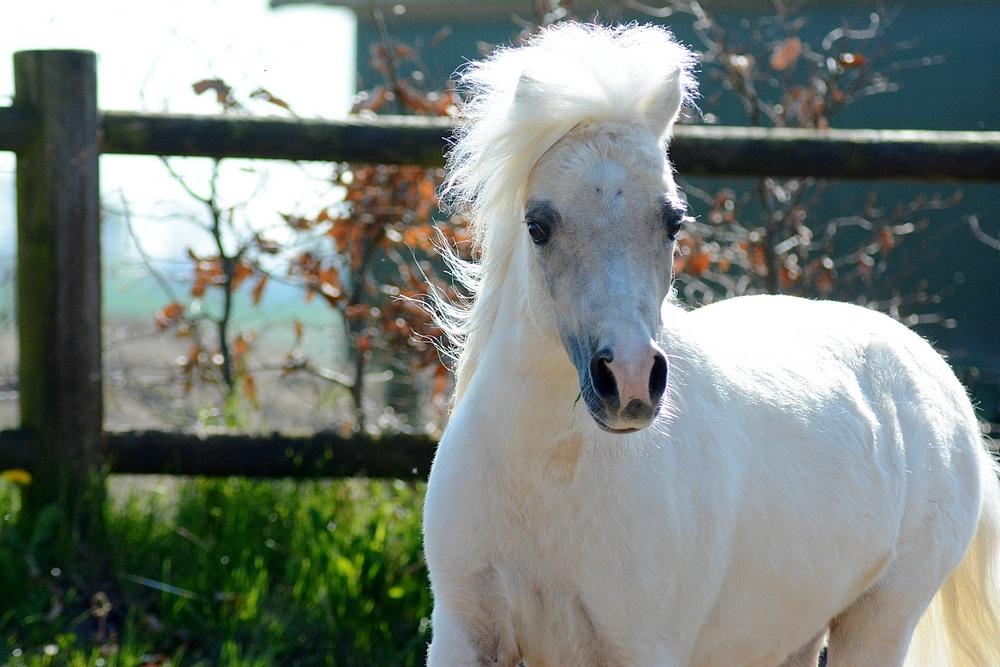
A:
155;302;184;330
192;79;232;105
251;274;268;305
770;37;802;71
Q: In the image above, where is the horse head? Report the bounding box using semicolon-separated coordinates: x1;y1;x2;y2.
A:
519;62;691;432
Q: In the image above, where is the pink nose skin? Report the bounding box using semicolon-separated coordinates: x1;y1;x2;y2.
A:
607;339;666;407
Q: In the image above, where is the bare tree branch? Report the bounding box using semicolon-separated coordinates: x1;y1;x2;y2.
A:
969;215;1000;252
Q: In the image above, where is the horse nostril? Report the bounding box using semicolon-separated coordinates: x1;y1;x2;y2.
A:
649;352;668;404
590;351;618;403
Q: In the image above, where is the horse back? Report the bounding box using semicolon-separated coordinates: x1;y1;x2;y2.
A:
674;294;985;665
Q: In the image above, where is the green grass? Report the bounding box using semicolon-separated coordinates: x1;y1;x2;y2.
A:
0;478;431;666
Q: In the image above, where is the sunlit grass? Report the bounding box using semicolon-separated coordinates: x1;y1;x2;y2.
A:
0;477;431;666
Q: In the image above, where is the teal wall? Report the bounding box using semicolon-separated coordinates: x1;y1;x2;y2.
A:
358;4;1000;132
354;4;1000;386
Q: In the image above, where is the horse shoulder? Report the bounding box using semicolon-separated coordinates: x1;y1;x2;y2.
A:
424;407;495;568
423;401;524;655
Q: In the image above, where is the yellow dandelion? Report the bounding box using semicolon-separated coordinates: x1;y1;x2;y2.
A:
0;468;32;486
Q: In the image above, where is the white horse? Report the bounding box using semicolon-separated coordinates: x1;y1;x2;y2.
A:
422;23;1000;667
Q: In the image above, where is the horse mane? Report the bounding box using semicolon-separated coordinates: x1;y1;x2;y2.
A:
435;22;697;402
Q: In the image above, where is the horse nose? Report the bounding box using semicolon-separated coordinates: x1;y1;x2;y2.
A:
588;342;668;409
590;349;618;405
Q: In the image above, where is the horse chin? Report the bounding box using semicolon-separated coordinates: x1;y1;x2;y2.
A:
593;418;640;434
588;407;658;434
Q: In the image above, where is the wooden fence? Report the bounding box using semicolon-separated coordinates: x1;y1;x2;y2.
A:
1;50;999;532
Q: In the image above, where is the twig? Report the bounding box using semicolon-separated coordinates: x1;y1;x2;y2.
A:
370;0;404;114
969;215;1000;252
119;191;182;305
160;156;212;205
621;0;677;18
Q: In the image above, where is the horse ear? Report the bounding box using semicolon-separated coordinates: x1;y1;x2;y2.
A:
640;68;686;139
514;70;546;107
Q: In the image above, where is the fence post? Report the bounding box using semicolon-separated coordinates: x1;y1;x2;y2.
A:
14;50;104;547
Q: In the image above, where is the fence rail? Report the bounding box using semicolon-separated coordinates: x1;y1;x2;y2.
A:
6;108;1000;180
0;48;999;542
0;429;436;479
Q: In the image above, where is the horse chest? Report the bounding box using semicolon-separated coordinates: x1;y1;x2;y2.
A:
479;473;694;664
495;553;657;666
504;576;612;666
426;418;732;662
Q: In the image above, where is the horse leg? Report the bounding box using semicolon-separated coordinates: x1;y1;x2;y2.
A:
825;465;981;667
426;606;481;666
426;605;521;667
823;579;934;667
778;629;826;667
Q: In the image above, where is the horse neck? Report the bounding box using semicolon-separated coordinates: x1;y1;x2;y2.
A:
454;260;583;457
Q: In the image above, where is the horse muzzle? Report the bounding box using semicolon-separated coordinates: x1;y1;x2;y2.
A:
583;339;668;433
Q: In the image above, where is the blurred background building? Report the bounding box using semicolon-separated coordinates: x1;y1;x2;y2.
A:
275;0;1000;411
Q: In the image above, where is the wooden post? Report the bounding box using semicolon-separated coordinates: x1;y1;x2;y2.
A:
14;50;104;545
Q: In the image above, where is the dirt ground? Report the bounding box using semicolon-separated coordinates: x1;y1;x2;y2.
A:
0;318;438;435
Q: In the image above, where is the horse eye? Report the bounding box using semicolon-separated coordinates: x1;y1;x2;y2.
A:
524;201;556;245
662;199;687;240
526;218;550;245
